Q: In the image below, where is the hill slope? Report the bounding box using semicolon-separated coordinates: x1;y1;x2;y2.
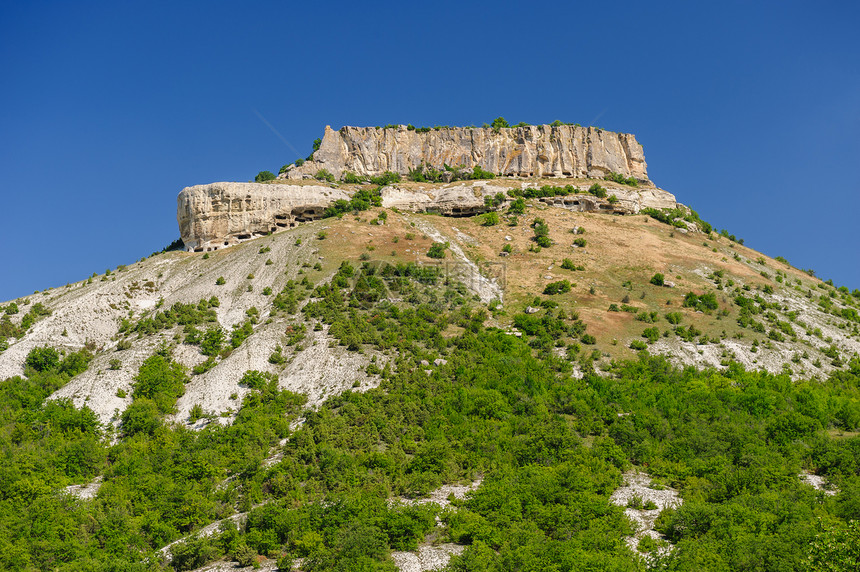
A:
1;178;859;571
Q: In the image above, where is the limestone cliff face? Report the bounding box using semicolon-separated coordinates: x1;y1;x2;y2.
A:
178;181;677;252
283;124;649;183
177;182;351;251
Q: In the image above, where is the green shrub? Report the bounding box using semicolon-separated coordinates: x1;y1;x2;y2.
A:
192;357;217;375
481;212;499;226
508;198;526;214
490;116;509;131
132;351;188;413
120;398;161;436
605;171;638;187
642;327;660;343
536;235;552;248
573;238;587;248
650;273;665;286
240;370;278;391
215;277;225;286
25;346;60;373
189;403;205;423
470;165;496;180
581;333;596;345
588;183;607;198
502;244;512;254
629;340;648;350
342;171;365;184
427;242;448;259
683;292;718;312
665;312;682;325
561;259;584;271
369;171;401;186
314;169;335;182
255;170;276;183
544;280;572;295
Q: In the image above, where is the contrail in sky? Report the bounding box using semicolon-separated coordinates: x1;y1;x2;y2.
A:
252;108;301;158
588;108;608;127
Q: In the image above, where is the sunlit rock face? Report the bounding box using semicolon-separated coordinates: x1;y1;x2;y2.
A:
177;182;350;252
283;124;649;183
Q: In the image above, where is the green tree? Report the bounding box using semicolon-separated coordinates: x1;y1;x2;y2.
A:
255;170;276;182
25;346;60;373
132;352;188;413
490;117;509;131
427;242;448;259
805;519;860;571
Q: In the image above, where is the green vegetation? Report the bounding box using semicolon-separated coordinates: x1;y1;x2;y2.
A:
650;273;665;286
480;212;499;226
407;162;496;183
2;208;860;571
368;171;401;186
605;171;638;186
490;116;509;131
683;291;719;313
0;253;858;572
323;188;383;218
508;198;526;214
560;259;585;271
314;169;335;182
643;207;713;234
254;170;275;183
543;280;572;295
427;241;448;259
508;183;612;201
342;171;365;184
532;218;551;248
587;183;607;198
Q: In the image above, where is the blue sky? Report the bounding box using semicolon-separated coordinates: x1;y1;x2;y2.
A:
1;0;858;300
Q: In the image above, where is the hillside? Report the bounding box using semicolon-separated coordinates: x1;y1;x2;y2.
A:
1;169;859;569
4;178;858;422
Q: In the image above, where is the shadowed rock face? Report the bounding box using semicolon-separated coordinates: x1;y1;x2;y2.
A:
283;124;649;182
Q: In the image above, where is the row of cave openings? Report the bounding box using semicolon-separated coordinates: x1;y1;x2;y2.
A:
190;206;326;253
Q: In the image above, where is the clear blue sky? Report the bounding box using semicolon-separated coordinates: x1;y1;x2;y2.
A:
1;1;858;301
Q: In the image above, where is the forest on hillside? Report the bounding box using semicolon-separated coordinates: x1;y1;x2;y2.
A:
1;261;859;571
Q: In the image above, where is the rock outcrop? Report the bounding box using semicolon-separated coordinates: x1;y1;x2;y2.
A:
536;184;677;214
177;182;351;252
283;124;649;183
178;180;678;252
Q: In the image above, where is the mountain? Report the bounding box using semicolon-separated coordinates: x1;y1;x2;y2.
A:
0;124;858;571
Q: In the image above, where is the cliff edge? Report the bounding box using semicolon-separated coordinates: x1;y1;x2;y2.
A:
283;124;649;183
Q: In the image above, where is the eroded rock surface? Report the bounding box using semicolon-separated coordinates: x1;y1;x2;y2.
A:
177;182;350;252
284;124;649;182
178;180;677;254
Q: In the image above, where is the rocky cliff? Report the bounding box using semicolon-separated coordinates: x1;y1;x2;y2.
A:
283;124;649;182
177;182;351;252
178;181;677;252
